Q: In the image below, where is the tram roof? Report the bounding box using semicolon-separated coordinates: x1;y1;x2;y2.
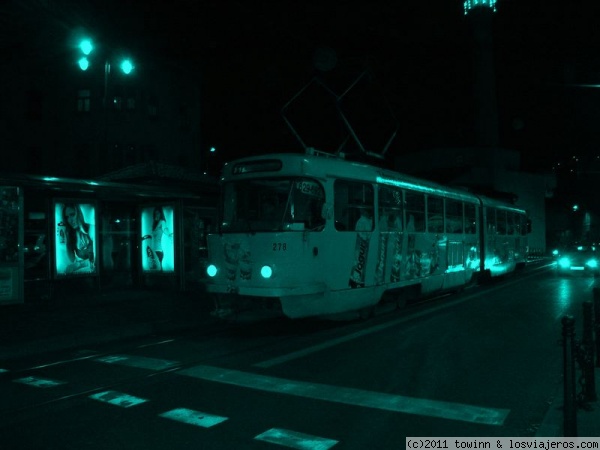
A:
222;152;526;213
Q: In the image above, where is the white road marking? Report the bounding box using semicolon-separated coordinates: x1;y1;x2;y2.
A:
89;390;148;408
13;376;66;388
159;408;228;428
255;267;550;368
95;354;179;371
255;428;338;450
0;368;8;374
178;365;509;426
137;339;175;349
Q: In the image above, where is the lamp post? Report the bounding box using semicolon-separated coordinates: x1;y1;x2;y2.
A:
76;38;135;171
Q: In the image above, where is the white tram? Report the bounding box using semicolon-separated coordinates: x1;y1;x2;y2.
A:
205;151;528;319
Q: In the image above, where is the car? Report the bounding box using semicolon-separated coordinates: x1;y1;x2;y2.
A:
555;245;599;276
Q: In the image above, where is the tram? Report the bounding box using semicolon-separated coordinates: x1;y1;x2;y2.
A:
205;150;528;319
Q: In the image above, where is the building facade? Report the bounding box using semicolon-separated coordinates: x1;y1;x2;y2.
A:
0;1;203;179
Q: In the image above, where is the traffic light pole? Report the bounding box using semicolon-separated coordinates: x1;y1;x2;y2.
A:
103;60;110;171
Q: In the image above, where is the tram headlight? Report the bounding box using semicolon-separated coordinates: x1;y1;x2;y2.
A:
260;265;273;279
586;259;598;269
558;257;571;269
206;264;218;277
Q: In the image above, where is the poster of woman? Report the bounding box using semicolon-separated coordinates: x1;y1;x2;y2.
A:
54;201;97;276
140;205;175;272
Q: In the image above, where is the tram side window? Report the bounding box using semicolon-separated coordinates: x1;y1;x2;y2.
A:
445;199;463;233
464;203;477;234
378;185;403;231
506;213;515;235
404;191;425;232
486;208;496;234
496;210;507;234
427;195;444;233
334;180;374;232
520;214;528;236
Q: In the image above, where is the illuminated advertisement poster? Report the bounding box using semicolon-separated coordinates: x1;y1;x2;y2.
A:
0;187;22;304
54;201;97;277
140;205;175;273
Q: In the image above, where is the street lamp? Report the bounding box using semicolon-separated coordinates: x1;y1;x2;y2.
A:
75;37;136;171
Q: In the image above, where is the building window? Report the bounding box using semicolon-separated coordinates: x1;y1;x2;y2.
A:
113;96;123;111
112;85;124;111
147;94;158;118
77;89;91;113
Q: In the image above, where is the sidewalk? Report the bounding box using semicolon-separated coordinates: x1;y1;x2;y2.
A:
536;370;600;437
0;285;221;362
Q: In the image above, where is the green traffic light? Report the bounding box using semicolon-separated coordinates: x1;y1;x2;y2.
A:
79;39;93;55
78;57;90;71
120;59;134;74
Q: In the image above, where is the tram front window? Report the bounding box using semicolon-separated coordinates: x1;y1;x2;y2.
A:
221;178;325;232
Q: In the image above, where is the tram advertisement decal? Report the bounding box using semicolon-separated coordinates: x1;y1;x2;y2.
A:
390;231;404;282
375;233;388;285
140;205;175;273
349;232;371;288
54;201;97;277
406;234;422;278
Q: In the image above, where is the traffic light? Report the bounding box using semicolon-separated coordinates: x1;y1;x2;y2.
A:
119;59;134;75
77;38;93;71
78;57;90;71
79;39;93;55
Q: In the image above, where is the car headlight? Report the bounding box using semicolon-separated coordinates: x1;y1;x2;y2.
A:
558;257;571;269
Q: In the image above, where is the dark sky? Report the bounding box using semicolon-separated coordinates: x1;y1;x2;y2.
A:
8;0;600;173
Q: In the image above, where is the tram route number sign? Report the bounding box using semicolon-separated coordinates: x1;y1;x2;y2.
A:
272;243;287;251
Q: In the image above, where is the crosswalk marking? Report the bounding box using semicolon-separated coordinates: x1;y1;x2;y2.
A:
178;365;509;426
89;390;148;408
95;354;179;371
255;428;338;450
13;376;65;388
159;408;228;428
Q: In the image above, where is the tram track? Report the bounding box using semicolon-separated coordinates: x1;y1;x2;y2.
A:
0;262;553;426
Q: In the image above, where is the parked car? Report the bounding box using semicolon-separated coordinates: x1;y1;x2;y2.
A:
555;245;599;276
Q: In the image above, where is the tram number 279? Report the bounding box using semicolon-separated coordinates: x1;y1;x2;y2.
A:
273;243;287;251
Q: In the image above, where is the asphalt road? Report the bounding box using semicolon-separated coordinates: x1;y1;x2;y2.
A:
0;264;596;449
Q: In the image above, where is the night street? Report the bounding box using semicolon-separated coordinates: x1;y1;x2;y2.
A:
0;263;596;448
